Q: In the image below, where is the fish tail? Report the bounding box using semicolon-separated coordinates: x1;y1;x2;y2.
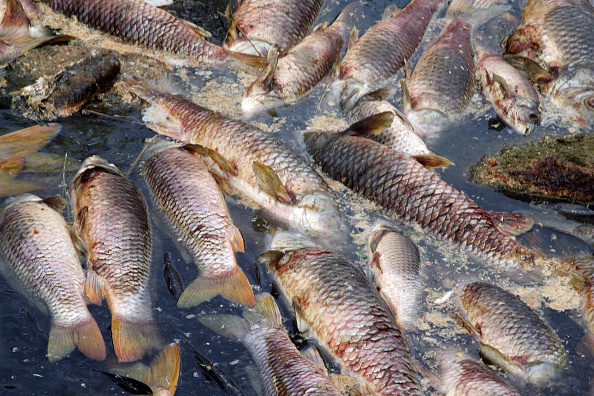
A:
120;75;177;102
242;293;283;330
48;317;106;362
225;50;269;75
0;156;46;197
146;343;180;394
197;313;250;340
112;316;162;363
177;267;255;308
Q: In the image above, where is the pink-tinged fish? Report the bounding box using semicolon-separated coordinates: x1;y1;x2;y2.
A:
456;282;566;382
0;194;106;362
143;142;254;308
224;0;323;56
304;114;536;266
261;232;423;396
242;3;357;114
199;293;342;396
122;76;345;245
564;256;594;334
71;156;161;362
40;0;267;74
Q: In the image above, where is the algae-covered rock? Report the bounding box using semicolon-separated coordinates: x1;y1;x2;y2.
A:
469;134;594;203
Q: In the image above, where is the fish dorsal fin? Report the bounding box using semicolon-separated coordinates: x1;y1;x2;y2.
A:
252;162;293;205
348;26;358;51
183;143;238;176
412;154;454;168
42;195;68;211
343;111;394;137
312;21;329;32
503;54;554;85
368;86;398;101
404;59;411;80
382;4;401;20
485;211;534;236
292;297;310;333
224;2;238;42
400;79;412;111
2;0;30;30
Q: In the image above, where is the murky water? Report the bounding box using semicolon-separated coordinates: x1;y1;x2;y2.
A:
1;0;593;394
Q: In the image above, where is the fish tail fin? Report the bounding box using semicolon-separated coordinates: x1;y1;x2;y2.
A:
412;154;454;168
146;343;180;394
4;123;62;153
0;156;45;197
446;0;510;27
112;316;162;362
198;314;250;340
225;50;269;75
48;317;106;362
242;293;283;329
177;267;255;308
486;211;534;236
120;75;177;102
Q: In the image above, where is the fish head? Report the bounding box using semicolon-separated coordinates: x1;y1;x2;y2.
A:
507;97;540;135
405;108;450;134
337;80;370;113
291;192;347;247
550;67;594;127
241;89;284;115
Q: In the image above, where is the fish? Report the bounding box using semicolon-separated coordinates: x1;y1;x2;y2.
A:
456;282;566;382
224;0;323;56
242;3;357;114
163;252;184;300
70;156;160;362
199;293;342;396
564;256;594;334
304;115;536;267
505;0;594;126
338;0;441;103
261;232;423;396
1;0;40;22
107;343;180;396
142;142;255;308
476;47;541;135
40;0;267;74
341;87;432;156
0;194;106;362
13;52;121;121
367;223;422;329
122;75;345;245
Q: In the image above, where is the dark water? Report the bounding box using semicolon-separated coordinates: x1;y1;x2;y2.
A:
1;0;593;395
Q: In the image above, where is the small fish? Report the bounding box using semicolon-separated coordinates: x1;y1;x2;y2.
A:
224;0;323;56
41;0;267;74
199;293;342;396
261;232;423;396
122;75;345;245
505;0;594;126
338;0;441;101
163;252;184;300
367;223;422;329
304;115;536;266
71;156;161;362
0;194;106;362
242;3;357;114
456;282;566;382
477;47;540;135
143;142;255;308
13;52;121;121
564;256;594;334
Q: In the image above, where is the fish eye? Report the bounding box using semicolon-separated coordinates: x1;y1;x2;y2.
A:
588;97;594;109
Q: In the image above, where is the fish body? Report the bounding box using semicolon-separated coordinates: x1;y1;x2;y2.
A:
304;131;535;266
506;0;594;125
71;156;159;362
368;224;422;329
338;0;441;99
199;293;342;396
41;0;266;73
263;233;422;396
242;3;355;114
564;256;594;333
0;194;106;362
224;0;323;56
123;76;344;244
477;47;540;135
142;143;254;308
458;282;566;382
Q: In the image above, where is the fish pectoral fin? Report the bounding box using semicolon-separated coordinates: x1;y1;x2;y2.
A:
479;343;521;373
369;251;383;274
68;226;86;255
490;72;513;100
503;54;554;85
229;224;245;253
301;347;328;376
85;269;107;305
454;312;481;337
343;111;394;137
252;162;294;205
177;268;255;308
400;79;412;110
368;86;398;101
258;250;286;271
112;316;162;363
412;154;454;168
486;211;534;236
184;143;239;176
146;118;185;142
292;297;310;333
248;48;278;94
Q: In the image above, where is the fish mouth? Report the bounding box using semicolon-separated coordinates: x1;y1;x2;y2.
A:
508;99;540;135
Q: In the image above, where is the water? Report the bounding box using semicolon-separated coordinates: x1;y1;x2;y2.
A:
0;0;593;394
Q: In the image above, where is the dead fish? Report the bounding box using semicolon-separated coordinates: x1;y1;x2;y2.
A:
199;293;342;396
0;194;106;362
505;0;594;126
71;156;161;362
477;47;540;135
367;223;422;330
242;3;357;114
0;0;40;22
338;0;441;104
13;52;121;121
122;75;345;245
341;86;432;156
456;282;566;382
40;0;267;74
304;114;536;267
142;142;255;308
564;256;594;334
224;0;323;56
261;232;423;396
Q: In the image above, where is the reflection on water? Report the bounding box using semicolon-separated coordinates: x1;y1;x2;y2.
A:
1;0;593;394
